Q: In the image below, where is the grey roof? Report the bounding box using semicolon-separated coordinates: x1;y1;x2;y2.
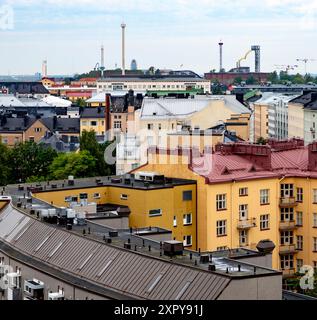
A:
0;203;231;300
0;82;49;94
140;96;250;119
0;95;25;107
41;117;80;133
0;117;36;132
290;92;317;110
81;107;106;119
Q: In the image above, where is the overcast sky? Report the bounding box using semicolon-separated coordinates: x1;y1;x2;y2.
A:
0;0;316;76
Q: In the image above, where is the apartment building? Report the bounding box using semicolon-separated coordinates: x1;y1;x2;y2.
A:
133;138;317;276
252;93;298;142
288;91;317;144
116;95;251;174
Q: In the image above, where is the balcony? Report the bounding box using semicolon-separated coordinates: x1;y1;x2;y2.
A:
279;220;297;231
237;218;256;230
279;197;298;208
282;268;296;278
279;244;297;255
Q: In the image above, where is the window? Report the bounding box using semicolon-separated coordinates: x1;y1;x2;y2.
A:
280;208;294;221
79;193;88;199
296;188;303;202
217;246;227;251
260;214;270;230
29;137;35;142
314;189;317;203
216;220;227;236
281;184;294;197
297;259;303;272
314;213;317;227
297;235;303;251
239;204;248;220
173;216;177;227
120;194;128;200
114;121;121;129
147;123;153;130
216;194;227;211
296;212;303;226
183;190;192;201
280;254;294;270
314;237;317;252
34;127;42;132
90;121;97;126
93;193;100;199
82;121;87;126
158;124;162;130
260;189;269;204
183;235;192;247
239;230;248;247
280;231;293;245
149;209;162;217
183;213;192;225
131;163;139;170
239;188;248;196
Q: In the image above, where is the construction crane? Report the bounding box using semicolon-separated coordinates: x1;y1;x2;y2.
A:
274;64;298;74
296;58;316;74
236;46;261;72
236;50;252;69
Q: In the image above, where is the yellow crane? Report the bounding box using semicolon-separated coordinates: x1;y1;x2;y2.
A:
236;49;252;68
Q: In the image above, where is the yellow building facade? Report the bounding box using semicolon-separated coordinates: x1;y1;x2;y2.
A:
135;142;317;275
32;181;197;250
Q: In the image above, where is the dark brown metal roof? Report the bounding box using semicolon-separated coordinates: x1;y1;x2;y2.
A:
0;204;230;300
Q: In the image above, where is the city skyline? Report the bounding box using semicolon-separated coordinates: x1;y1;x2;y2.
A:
0;0;317;75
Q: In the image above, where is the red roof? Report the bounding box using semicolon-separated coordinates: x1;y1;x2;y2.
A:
66;91;92;98
149;140;317;184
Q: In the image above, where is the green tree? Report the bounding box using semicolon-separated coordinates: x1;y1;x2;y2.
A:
246;76;257;85
267;71;278;83
76;98;87;108
9;142;57;183
80;130;115;176
48;151;96;180
234;77;243;84
0;141;10;186
256;137;267;145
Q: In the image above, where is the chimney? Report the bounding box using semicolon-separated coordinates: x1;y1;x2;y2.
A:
53;116;57;130
311;92;317;102
236;93;244;105
105;94;111;135
308;142;317;171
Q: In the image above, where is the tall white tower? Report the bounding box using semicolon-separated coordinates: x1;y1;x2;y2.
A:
100;45;105;78
121;22;126;76
42;60;47;78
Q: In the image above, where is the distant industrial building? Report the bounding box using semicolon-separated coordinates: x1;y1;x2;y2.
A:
131;59;137;71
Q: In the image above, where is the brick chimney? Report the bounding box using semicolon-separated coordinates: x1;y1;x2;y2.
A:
105;94;111;132
308;142;317;171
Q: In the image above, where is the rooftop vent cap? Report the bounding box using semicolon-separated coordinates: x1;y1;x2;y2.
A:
163;240;183;257
256;239;275;254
